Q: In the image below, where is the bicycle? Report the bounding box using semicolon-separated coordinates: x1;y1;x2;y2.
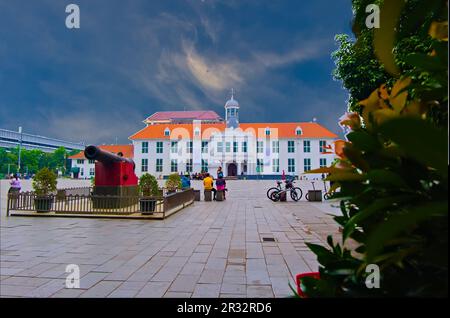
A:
267;177;303;202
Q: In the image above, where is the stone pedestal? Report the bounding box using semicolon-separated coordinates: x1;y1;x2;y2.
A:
92;185;139;209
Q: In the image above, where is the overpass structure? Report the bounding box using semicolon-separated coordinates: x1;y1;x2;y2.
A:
0;128;85;153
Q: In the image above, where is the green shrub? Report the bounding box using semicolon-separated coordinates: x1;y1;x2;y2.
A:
32;168;57;196
139;173;159;196
165;173;182;191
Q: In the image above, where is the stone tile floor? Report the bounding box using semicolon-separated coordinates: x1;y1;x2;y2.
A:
0;179;340;298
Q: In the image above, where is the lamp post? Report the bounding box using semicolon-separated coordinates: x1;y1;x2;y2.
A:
17;126;23;174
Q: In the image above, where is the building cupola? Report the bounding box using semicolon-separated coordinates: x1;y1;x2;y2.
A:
225;88;240;129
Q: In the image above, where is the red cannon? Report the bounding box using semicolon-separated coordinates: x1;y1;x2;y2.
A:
84;145;139;208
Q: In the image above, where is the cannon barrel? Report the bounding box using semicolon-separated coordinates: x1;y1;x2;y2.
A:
84;145;134;165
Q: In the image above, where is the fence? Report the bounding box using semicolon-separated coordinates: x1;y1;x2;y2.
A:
7;188;194;219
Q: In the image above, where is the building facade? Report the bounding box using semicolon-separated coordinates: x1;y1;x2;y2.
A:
129;94;337;179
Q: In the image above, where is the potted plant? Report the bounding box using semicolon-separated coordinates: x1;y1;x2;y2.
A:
139;173;159;214
165;173;182;194
32;168;57;212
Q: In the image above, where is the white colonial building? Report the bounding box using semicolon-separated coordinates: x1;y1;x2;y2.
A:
129;93;337;179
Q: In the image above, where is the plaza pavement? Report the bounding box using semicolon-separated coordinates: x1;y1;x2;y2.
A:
0;179;340;298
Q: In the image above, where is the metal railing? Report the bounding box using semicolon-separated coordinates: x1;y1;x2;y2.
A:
7;188;194;219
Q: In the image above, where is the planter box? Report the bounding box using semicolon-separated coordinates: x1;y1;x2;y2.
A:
140;199;156;214
193;190;201;201
34;196;53;212
307;190;322;202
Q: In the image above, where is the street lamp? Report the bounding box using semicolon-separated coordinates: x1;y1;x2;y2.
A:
17;126;23;174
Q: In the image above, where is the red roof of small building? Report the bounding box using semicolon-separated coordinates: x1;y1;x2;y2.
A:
129;122;337;140
145;111;222;123
68;145;134;159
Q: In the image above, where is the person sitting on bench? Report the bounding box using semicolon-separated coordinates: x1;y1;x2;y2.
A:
203;173;216;199
216;175;227;200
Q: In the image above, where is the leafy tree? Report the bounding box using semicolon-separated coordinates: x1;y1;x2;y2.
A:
333;0;447;126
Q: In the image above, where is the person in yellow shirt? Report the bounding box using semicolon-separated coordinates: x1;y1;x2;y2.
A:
203;173;217;199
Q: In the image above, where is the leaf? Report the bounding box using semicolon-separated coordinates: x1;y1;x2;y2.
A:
326;172;366;182
343;195;416;240
390;77;412;112
373;0;406;76
366;201;448;261
378;117;448;176
366;169;408;188
346;131;381;152
429;21;449;41
306;243;336;265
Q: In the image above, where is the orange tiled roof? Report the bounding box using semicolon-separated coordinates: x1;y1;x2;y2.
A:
129;122;337;140
68;145;134;159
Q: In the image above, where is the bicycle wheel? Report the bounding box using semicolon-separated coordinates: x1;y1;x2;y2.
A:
324;193;332;200
267;187;280;201
271;191;281;202
290;187;303;201
305;192;310;201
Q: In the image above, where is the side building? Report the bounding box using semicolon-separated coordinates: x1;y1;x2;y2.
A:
129;94;337;179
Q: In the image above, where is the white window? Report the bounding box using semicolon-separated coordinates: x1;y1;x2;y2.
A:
186;141;193;154
288;141;295;153
141;159;148;172
77;159;84;164
272;159;280;173
142;142;148;154
272;140;279;153
171;141;178;154
304;158;311;172
295;127;302;136
89;168;95;176
320;158;327;168
257;159;264;173
288;158;295;173
164;128;170;136
257;141;264;153
217;142;223;153
88;159;95;164
194;128;200;137
186;159;193;173
320;140;327;153
242;141;247;153
303;140;311;153
202;141;208;153
201;159;208;172
156;159;163;172
171;159;178;172
156;141;163;153
225;142;231;153
265;128;271;136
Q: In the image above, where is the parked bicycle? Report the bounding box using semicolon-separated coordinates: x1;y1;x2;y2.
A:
267;177;303;202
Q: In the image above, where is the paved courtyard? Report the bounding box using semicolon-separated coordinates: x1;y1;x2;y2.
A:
0;179;340;298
